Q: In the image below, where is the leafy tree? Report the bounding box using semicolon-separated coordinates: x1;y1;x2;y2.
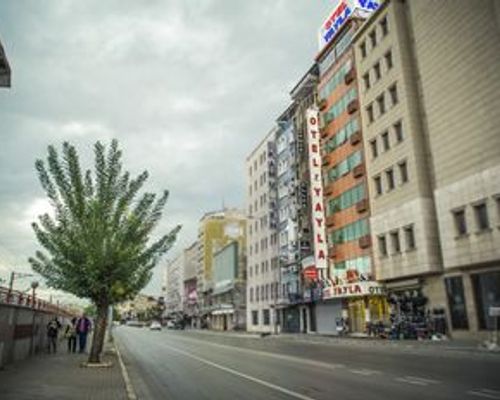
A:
29;140;180;363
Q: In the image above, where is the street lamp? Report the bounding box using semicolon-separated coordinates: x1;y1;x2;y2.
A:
31;281;39;308
7;271;34;301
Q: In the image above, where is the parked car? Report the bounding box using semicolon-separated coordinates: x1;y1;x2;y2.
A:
150;321;162;331
166;320;176;329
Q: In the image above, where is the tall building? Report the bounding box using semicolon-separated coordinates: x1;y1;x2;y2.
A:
290;65;320;333
183;241;198;327
274;105;302;333
164;253;184;317
354;0;500;339
315;4;386;334
0;37;11;88
246;130;280;333
197;208;246;327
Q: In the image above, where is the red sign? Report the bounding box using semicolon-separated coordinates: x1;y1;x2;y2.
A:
303;266;318;280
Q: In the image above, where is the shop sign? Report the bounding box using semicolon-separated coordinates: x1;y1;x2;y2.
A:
303;266;318;280
306;108;328;270
323;281;386;299
318;0;380;50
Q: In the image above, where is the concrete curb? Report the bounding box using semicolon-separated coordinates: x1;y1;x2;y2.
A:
114;340;138;400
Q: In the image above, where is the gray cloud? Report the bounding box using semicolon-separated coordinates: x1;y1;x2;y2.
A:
0;0;334;298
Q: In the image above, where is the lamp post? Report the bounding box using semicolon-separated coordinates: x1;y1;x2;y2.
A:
7;271;34;302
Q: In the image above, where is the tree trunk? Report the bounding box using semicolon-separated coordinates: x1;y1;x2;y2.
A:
88;302;108;364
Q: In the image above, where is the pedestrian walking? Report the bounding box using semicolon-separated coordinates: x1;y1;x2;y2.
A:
76;313;92;353
65;317;78;353
46;317;61;354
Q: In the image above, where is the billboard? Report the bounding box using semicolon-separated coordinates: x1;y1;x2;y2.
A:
306;108;328;270
318;0;380;50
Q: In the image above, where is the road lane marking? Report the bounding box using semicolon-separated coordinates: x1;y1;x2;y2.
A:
115;341;138;400
348;368;381;376
163;332;346;371
161;343;319;400
467;389;500;399
395;376;440;386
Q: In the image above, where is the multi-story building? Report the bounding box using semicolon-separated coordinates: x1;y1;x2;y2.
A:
354;0;500;339
183;241;198;328
197;208;246;327
210;241;247;331
290;64;320;333
315;5;386;334
275;105;302;333
164;253;184;318
0;37;11;87
245;130;280;333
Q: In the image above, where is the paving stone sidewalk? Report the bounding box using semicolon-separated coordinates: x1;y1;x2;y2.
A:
0;346;128;400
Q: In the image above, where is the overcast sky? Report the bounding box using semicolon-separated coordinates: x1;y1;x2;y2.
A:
0;0;335;303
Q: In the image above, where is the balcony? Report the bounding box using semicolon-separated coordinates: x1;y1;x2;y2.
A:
353;164;365;178
322;155;330;167
324;184;334;197
347;99;359;114
328;245;337;259
355;199;368;213
359;235;372;249
326;214;335;228
320;128;329;139
350;130;361;145
344;68;356;85
318;98;328;111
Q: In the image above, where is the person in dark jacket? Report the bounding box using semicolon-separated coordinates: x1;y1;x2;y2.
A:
76;313;92;353
46;317;61;353
65;317;78;353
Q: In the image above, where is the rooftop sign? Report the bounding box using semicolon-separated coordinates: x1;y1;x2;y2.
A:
318;0;379;50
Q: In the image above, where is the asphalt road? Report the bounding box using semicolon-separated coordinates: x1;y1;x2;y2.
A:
115;327;500;400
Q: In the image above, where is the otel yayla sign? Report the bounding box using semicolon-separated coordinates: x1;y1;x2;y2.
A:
306;108;328;270
318;0;379;50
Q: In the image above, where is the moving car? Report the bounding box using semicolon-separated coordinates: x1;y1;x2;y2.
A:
150;320;162;331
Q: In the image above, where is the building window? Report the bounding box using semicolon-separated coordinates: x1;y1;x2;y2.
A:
473;202;490;231
377;94;385;115
363;72;370;91
360;41;367;58
390;230;400;254
381;131;390;151
265;284;269;300
389;84;398;106
380;15;389;36
385;50;393;70
256;286;260;301
399;161;408;184
370;139;378;159
385;168;395;191
453;209;467;236
374;61;381;80
374;175;382;195
252;310;259;325
366;104;374;123
369;30;377;48
404;225;416;250
445;276;469;330
250;287;254;302
495;196;500;221
249;266;253;277
378;235;387;256
394;121;403;143
472;271;500;330
263;309;270;325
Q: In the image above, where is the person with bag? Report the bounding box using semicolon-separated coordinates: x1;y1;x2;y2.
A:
46;317;61;354
76;313;92;353
65;317;78;353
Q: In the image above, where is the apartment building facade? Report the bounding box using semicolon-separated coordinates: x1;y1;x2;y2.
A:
183;241;198;328
246;130;280;333
164;253;185;317
354;0;500;339
316;10;387;334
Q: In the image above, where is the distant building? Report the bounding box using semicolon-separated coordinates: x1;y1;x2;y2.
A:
164;253;184;317
116;294;157;321
183;241;198;327
197;209;247;327
0;37;11;87
210;241;247;331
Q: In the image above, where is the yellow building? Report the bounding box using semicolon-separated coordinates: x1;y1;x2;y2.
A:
197;209;247;315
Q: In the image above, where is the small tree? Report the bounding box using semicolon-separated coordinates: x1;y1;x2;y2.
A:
29;140;180;363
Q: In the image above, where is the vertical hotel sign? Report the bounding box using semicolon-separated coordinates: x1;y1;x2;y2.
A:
306;108;327;270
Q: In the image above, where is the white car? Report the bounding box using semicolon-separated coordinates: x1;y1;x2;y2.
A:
150;321;162;331
166;320;176;329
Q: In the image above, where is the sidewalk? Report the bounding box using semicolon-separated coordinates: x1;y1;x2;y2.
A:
0;345;128;400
